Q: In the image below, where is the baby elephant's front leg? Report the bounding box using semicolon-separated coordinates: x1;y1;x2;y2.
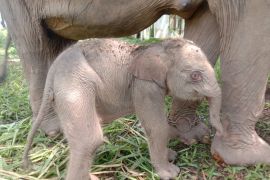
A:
133;80;180;179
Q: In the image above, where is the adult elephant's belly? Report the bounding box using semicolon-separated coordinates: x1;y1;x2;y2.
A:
45;17;153;40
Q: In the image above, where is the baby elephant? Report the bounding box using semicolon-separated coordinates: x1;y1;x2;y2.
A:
23;38;223;180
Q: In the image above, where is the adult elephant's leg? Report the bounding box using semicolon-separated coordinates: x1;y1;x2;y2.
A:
28;34;74;136
0;1;74;136
209;0;270;164
168;2;220;144
184;2;220;65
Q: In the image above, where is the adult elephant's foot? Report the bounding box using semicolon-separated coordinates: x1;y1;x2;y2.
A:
31;98;61;137
168;100;210;145
32;112;61;137
39;116;61;137
211;128;270;165
30;78;61;137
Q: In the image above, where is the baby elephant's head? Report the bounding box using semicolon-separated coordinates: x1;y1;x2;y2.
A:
130;38;223;135
164;39;220;101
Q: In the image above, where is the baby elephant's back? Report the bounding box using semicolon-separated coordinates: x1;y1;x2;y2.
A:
75;39;135;113
77;38;135;67
75;39;134;85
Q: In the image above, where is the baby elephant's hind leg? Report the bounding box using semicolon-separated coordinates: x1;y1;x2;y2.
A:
56;88;103;180
168;99;210;144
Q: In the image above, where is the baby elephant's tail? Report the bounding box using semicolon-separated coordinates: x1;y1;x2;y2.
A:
22;70;55;169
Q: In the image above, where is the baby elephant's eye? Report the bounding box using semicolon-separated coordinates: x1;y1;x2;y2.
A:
190;71;203;82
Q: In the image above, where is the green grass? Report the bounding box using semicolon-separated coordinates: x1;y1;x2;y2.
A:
0;63;30;124
0;37;270;179
0;28;19;61
122;37;162;45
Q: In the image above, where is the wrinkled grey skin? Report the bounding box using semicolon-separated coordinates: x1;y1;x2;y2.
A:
1;0;270;166
171;1;270;165
0;0;204;138
168;2;220;145
168;100;211;145
23;38;222;180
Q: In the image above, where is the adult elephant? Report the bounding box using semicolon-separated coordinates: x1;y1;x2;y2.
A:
0;0;269;166
0;0;203;136
170;1;270;165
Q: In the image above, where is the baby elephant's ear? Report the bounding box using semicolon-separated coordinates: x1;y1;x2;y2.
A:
129;51;168;89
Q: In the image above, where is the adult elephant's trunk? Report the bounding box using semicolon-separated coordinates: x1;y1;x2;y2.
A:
207;89;223;136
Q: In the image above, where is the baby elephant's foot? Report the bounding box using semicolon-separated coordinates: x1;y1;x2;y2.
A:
169;116;210;145
168;149;177;162
156;163;180;180
181;121;211;145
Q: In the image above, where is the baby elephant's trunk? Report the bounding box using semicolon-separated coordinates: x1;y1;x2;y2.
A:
207;88;223;136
